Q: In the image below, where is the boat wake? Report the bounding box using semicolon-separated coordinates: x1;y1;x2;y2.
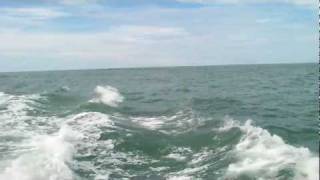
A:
0;86;318;180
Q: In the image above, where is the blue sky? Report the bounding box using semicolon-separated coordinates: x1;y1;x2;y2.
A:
0;0;317;72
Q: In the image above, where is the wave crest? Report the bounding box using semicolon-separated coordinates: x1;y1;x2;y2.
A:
221;119;319;180
0;125;78;180
89;85;124;107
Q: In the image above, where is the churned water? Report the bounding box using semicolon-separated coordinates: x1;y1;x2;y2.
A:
0;63;317;180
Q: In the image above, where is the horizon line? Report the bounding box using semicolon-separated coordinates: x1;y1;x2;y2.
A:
0;61;316;74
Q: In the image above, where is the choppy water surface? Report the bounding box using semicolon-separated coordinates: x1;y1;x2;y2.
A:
0;63;318;180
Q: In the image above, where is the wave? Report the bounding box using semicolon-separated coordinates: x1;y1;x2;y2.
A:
0;93;113;180
0;92;48;139
0;91;318;179
164;147;192;162
0;111;115;180
219;118;319;180
89;85;124;107
0;125;77;180
0;102;70;180
0;91;143;179
0;92;41;117
130;109;204;134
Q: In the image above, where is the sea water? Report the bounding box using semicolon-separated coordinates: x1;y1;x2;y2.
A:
0;63;317;180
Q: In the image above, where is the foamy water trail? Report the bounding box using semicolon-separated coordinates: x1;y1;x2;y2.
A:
0;125;79;180
219;118;319;180
0;92;47;140
0;111;117;180
0;92;117;180
0;92;40;117
130;110;204;134
89;85;124;107
0;92;147;180
0;92;75;180
0;90;317;180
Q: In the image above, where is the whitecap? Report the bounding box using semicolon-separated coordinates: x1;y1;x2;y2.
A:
0;110;117;180
89;85;124;107
221;119;319;180
130;110;203;134
0;92;41;117
165;153;187;161
0;125;79;180
165;147;192;162
131;116;165;130
167;175;193;180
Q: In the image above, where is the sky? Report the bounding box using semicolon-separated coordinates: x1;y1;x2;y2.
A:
0;0;317;72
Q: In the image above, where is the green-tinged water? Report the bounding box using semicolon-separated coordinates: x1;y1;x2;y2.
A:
0;63;318;180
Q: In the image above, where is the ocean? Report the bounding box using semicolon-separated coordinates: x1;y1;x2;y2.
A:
0;63;318;180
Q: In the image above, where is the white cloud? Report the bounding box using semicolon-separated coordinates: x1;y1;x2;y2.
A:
58;0;99;5
176;0;316;7
0;7;69;34
0;7;67;20
108;25;188;43
0;25;189;69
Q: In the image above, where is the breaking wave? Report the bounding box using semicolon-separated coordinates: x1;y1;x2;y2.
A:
0;92;116;180
130;109;204;134
219;118;319;180
89;85;124;107
0;126;78;180
0;111;116;180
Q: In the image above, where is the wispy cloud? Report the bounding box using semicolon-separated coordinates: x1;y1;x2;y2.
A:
0;7;69;32
108;25;189;43
59;0;100;5
176;0;316;7
0;7;68;20
0;25;189;70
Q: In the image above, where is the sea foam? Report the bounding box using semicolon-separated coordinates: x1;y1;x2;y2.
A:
0;102;116;180
89;85;124;107
0;102;145;180
130;110;203;134
220;119;319;180
0;125;78;180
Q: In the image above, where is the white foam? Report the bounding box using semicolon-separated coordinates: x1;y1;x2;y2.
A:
167;175;193;180
0;125;79;180
60;86;70;92
89;85;124;107
95;174;110;180
165;153;187;161
0;92;40;116
165;147;192;162
131;110;203;134
221;119;319;180
131;117;165;130
0;91;121;179
150;166;169;171
0;110;117;180
217;116;240;132
165;147;208;180
166;165;207;180
188;149;212;165
0;92;47;139
66;112;115;130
